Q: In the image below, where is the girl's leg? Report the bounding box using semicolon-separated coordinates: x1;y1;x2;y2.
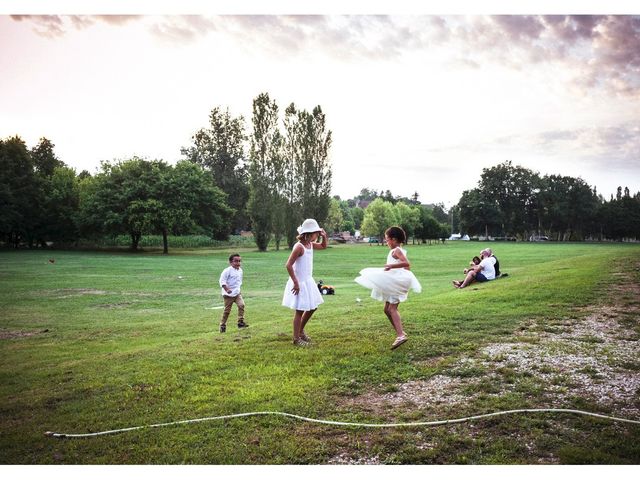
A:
300;309;316;339
383;302;395;329
293;310;304;341
387;303;405;337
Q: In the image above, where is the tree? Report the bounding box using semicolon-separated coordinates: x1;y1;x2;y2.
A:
40;166;80;244
350;206;364;230
394;202;421;243
285;105;332;223
182;106;249;233
31;137;63;177
458;188;501;238
79;158;232;252
361;198;398;240
325;197;344;233
248;93;281;251
416;207;447;243
162;161;233;250
281;102;333;247
0;136;42;247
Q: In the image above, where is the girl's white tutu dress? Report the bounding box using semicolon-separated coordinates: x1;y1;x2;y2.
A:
282;243;324;311
355;247;422;303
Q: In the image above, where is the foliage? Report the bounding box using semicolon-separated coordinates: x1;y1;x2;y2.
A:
361;198;398;239
325;198;344;233
249;94;334;250
455;160;632;241
393;202;421;241
182;107;249;232
415;206;449;242
78;158;232;252
92;234;256;248
248;93;280;251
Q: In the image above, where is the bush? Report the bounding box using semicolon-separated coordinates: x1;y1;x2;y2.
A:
92;234;255;249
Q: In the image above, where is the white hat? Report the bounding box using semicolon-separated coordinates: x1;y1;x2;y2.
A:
297;218;321;234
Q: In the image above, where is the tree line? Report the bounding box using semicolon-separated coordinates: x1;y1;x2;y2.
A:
0;92;333;253
2;108;638;251
456;161;640;241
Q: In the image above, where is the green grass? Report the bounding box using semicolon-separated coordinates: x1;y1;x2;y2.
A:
1;242;639;464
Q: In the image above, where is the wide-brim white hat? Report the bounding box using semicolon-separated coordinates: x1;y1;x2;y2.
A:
297;218;321;234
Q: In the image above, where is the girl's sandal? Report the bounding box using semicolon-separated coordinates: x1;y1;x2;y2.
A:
391;335;408;350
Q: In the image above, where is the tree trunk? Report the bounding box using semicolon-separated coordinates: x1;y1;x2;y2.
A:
162;228;168;254
130;233;140;250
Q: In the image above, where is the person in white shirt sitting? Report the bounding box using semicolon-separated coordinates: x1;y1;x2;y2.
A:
452;248;496;289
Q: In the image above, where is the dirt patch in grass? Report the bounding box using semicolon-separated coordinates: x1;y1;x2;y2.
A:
331;263;640;464
0;328;49;339
52;288;108;298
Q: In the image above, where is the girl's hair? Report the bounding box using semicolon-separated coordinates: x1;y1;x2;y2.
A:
385;226;406;244
472;256;481;265
297;231;318;243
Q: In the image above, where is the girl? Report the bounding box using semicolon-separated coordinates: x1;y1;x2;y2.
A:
355;226;422;350
282;218;327;346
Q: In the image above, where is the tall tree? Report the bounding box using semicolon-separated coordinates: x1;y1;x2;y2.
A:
0;136;42;247
248;93;280;251
31;137;63;177
182;106;249;233
281;102;333;247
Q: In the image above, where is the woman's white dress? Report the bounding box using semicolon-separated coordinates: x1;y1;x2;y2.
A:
282;243;324;311
355;247;422;304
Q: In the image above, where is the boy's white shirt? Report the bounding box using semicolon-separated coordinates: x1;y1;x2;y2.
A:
219;266;243;297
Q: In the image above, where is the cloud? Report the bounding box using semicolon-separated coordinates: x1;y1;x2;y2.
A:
11;14;640;96
10;14;139;38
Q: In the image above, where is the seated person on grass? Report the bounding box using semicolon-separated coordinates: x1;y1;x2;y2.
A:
463;256;481;275
453;248;496;289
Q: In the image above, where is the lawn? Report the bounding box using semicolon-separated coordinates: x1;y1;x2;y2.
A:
1;242;639;464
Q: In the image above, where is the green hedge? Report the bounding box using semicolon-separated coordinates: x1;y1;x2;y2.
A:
94;234;256;248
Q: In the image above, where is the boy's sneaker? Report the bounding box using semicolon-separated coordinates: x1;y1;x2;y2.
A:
237;321;249;328
219;324;226;333
293;338;309;347
300;332;311;343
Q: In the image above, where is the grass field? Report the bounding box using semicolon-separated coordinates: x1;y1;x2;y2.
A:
1;242;639;464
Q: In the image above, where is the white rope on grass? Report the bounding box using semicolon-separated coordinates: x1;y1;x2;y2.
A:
44;408;640;438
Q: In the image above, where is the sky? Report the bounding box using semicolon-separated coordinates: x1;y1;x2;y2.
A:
1;2;639;208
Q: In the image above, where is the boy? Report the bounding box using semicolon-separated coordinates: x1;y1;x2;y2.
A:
218;253;248;332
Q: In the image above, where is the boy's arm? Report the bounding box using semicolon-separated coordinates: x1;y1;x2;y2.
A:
219;268;231;294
